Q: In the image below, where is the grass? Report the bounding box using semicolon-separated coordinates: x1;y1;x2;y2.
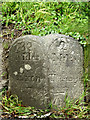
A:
0;89;89;119
1;2;89;119
2;2;89;41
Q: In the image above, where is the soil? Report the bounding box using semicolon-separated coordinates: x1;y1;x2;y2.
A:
0;23;23;118
1;24;23;85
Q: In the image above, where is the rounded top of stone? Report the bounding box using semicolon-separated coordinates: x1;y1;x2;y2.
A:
9;34;82;52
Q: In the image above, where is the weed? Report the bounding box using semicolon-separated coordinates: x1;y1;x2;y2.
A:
2;2;89;42
0;89;89;119
1;2;89;119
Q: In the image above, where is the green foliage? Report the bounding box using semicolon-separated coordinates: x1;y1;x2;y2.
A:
2;2;89;44
50;92;89;119
0;89;51;118
1;89;89;119
1;2;89;119
1;72;7;77
2;42;9;49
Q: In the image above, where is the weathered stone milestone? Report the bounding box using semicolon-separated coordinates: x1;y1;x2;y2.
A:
9;34;84;109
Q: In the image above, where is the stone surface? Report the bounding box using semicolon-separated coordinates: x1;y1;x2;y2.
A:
9;34;84;109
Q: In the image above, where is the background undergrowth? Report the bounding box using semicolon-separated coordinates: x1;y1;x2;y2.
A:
0;2;89;119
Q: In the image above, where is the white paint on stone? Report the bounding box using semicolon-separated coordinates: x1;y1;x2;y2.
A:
20;68;24;73
71;51;74;54
24;64;31;70
13;71;18;75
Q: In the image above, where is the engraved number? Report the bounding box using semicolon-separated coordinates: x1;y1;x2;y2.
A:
16;42;25;52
